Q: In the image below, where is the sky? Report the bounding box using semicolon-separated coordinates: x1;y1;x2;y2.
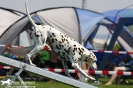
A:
0;0;133;13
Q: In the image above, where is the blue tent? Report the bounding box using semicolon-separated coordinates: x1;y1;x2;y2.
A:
103;9;133;26
102;9;133;53
94;8;133;80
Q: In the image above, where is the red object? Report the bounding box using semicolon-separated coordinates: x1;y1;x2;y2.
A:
98;50;104;53
43;46;50;50
112;50;119;54
18;46;24;48
102;70;109;75
89;70;95;74
117;71;123;75
5;44;11;48
127;52;133;54
61;69;65;73
0;66;12;69
48;68;54;72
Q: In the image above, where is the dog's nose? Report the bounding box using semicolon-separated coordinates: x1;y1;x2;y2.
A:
92;66;97;70
91;63;98;70
95;66;98;70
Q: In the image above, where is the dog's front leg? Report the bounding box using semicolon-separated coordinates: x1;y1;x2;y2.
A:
71;61;95;81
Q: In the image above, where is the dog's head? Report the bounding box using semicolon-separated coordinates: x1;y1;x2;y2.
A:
86;52;97;70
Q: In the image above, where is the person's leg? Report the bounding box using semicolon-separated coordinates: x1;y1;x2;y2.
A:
105;66;127;85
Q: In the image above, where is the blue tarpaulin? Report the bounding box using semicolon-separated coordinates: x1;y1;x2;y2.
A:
103;9;133;26
76;8;105;40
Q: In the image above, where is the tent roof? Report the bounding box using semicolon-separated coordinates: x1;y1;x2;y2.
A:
103;9;133;26
0;7;25;37
102;9;133;48
30;7;105;42
76;8;105;41
0;6;105;43
0;7;106;54
1;6;132;56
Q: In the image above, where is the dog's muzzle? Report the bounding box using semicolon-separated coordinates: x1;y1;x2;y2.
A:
91;63;98;70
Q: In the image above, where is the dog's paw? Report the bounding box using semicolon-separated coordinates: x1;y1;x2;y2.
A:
87;76;96;81
30;63;36;67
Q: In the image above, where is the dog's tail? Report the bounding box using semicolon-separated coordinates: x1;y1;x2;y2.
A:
25;1;37;28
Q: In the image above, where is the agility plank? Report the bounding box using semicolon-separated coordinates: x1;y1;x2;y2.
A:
0;55;97;88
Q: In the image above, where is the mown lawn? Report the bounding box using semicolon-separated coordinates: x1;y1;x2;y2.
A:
88;77;133;88
0;77;133;88
0;80;74;88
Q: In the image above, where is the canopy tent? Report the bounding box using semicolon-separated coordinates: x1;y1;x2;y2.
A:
103;9;133;26
103;9;133;46
0;7;105;54
0;7;25;37
102;9;133;54
94;8;133;80
91;8;133;70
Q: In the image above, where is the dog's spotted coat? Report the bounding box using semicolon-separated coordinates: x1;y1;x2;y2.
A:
45;25;90;62
25;2;97;80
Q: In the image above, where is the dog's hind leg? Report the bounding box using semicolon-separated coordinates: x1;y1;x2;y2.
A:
61;59;73;79
26;45;44;66
24;44;35;62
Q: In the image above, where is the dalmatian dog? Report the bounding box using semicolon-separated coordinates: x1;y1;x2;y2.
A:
24;1;97;80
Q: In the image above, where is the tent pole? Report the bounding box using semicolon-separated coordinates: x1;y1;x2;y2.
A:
95;18;130;80
82;0;87;9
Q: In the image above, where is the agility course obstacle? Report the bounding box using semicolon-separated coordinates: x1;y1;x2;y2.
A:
1;66;133;76
0;44;21;48
0;66;12;69
46;68;133;76
0;55;97;88
91;50;133;54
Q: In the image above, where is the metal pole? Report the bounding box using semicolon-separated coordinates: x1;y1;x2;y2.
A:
95;18;130;80
82;0;87;9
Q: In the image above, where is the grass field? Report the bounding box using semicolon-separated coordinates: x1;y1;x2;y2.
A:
0;77;133;88
91;77;133;88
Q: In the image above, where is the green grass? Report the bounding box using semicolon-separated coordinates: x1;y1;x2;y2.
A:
88;77;133;88
0;80;75;88
0;77;133;88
